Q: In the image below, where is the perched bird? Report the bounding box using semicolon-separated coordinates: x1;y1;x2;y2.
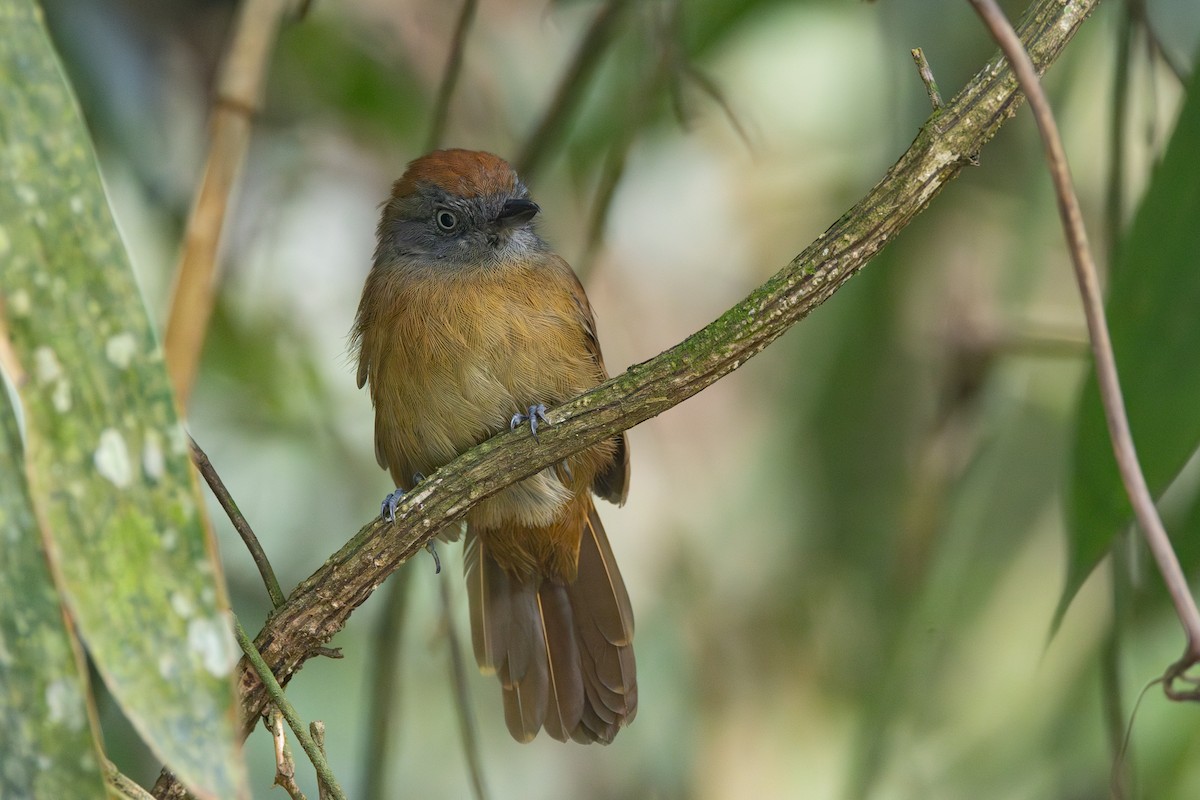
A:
351;149;636;743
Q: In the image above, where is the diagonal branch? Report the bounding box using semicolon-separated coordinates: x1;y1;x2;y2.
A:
191;437;287;609
151;0;1098;794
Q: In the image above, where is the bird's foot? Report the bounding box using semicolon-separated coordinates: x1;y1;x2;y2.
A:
426;542;442;574
380;482;440;573
510;404;551;440
380;487;406;522
379;474;428;523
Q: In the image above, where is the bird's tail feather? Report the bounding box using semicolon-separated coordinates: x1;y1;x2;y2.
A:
464;505;636;743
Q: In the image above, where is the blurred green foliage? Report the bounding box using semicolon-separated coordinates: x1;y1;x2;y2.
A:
271;17;426;143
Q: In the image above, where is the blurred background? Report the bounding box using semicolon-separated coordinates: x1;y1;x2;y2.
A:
37;0;1200;797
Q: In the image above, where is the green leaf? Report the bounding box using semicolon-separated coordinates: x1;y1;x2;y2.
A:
0;3;248;798
1060;52;1200;620
0;385;108;800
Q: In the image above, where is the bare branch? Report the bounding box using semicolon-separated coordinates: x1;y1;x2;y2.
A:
310;722;332;800
270;709;307;800
911;47;944;111
968;0;1200;691
190;437;286;609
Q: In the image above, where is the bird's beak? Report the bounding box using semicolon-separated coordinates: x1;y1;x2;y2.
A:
495;198;540;230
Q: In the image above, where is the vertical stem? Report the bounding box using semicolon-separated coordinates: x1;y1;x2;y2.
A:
424;0;479;153
1102;547;1132;798
361;570;412;800
164;0;292;407
440;574;489;800
1100;9;1134;795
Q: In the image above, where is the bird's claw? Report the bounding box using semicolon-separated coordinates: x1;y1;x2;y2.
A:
380;474;427;523
510;404;551;440
380;487;406;522
380;483;440;573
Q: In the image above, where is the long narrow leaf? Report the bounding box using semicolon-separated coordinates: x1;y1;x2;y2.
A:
1061;53;1200;619
0;3;248;797
0;384;108;800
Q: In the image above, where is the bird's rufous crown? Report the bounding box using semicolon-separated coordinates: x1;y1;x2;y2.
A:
391;149;519;200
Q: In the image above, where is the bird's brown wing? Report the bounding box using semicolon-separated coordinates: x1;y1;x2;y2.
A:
558;258;630;506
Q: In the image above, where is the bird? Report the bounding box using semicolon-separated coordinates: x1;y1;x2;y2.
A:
351;149;636;744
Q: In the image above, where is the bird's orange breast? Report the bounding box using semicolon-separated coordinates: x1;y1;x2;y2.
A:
357;259;612;543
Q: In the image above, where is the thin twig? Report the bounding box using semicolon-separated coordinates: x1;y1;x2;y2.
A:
439;574;489;800
163;0;297;407
911;47;944;110
579;44;672;273
190;436;286;609
515;0;632;181
270;708;307;800
969;0;1200;691
310;722;332;800
1102;553;1132;800
104;761;157;800
1112;676;1160;795
234;617;348;800
681;63;753;147
579;0;680;274
425;0;479;152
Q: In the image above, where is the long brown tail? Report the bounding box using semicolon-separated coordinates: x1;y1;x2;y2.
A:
464;505;636;744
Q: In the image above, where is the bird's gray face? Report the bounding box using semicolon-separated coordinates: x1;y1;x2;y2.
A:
375;183;543;270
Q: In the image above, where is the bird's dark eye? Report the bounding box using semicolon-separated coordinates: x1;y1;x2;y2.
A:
435;209;459;232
